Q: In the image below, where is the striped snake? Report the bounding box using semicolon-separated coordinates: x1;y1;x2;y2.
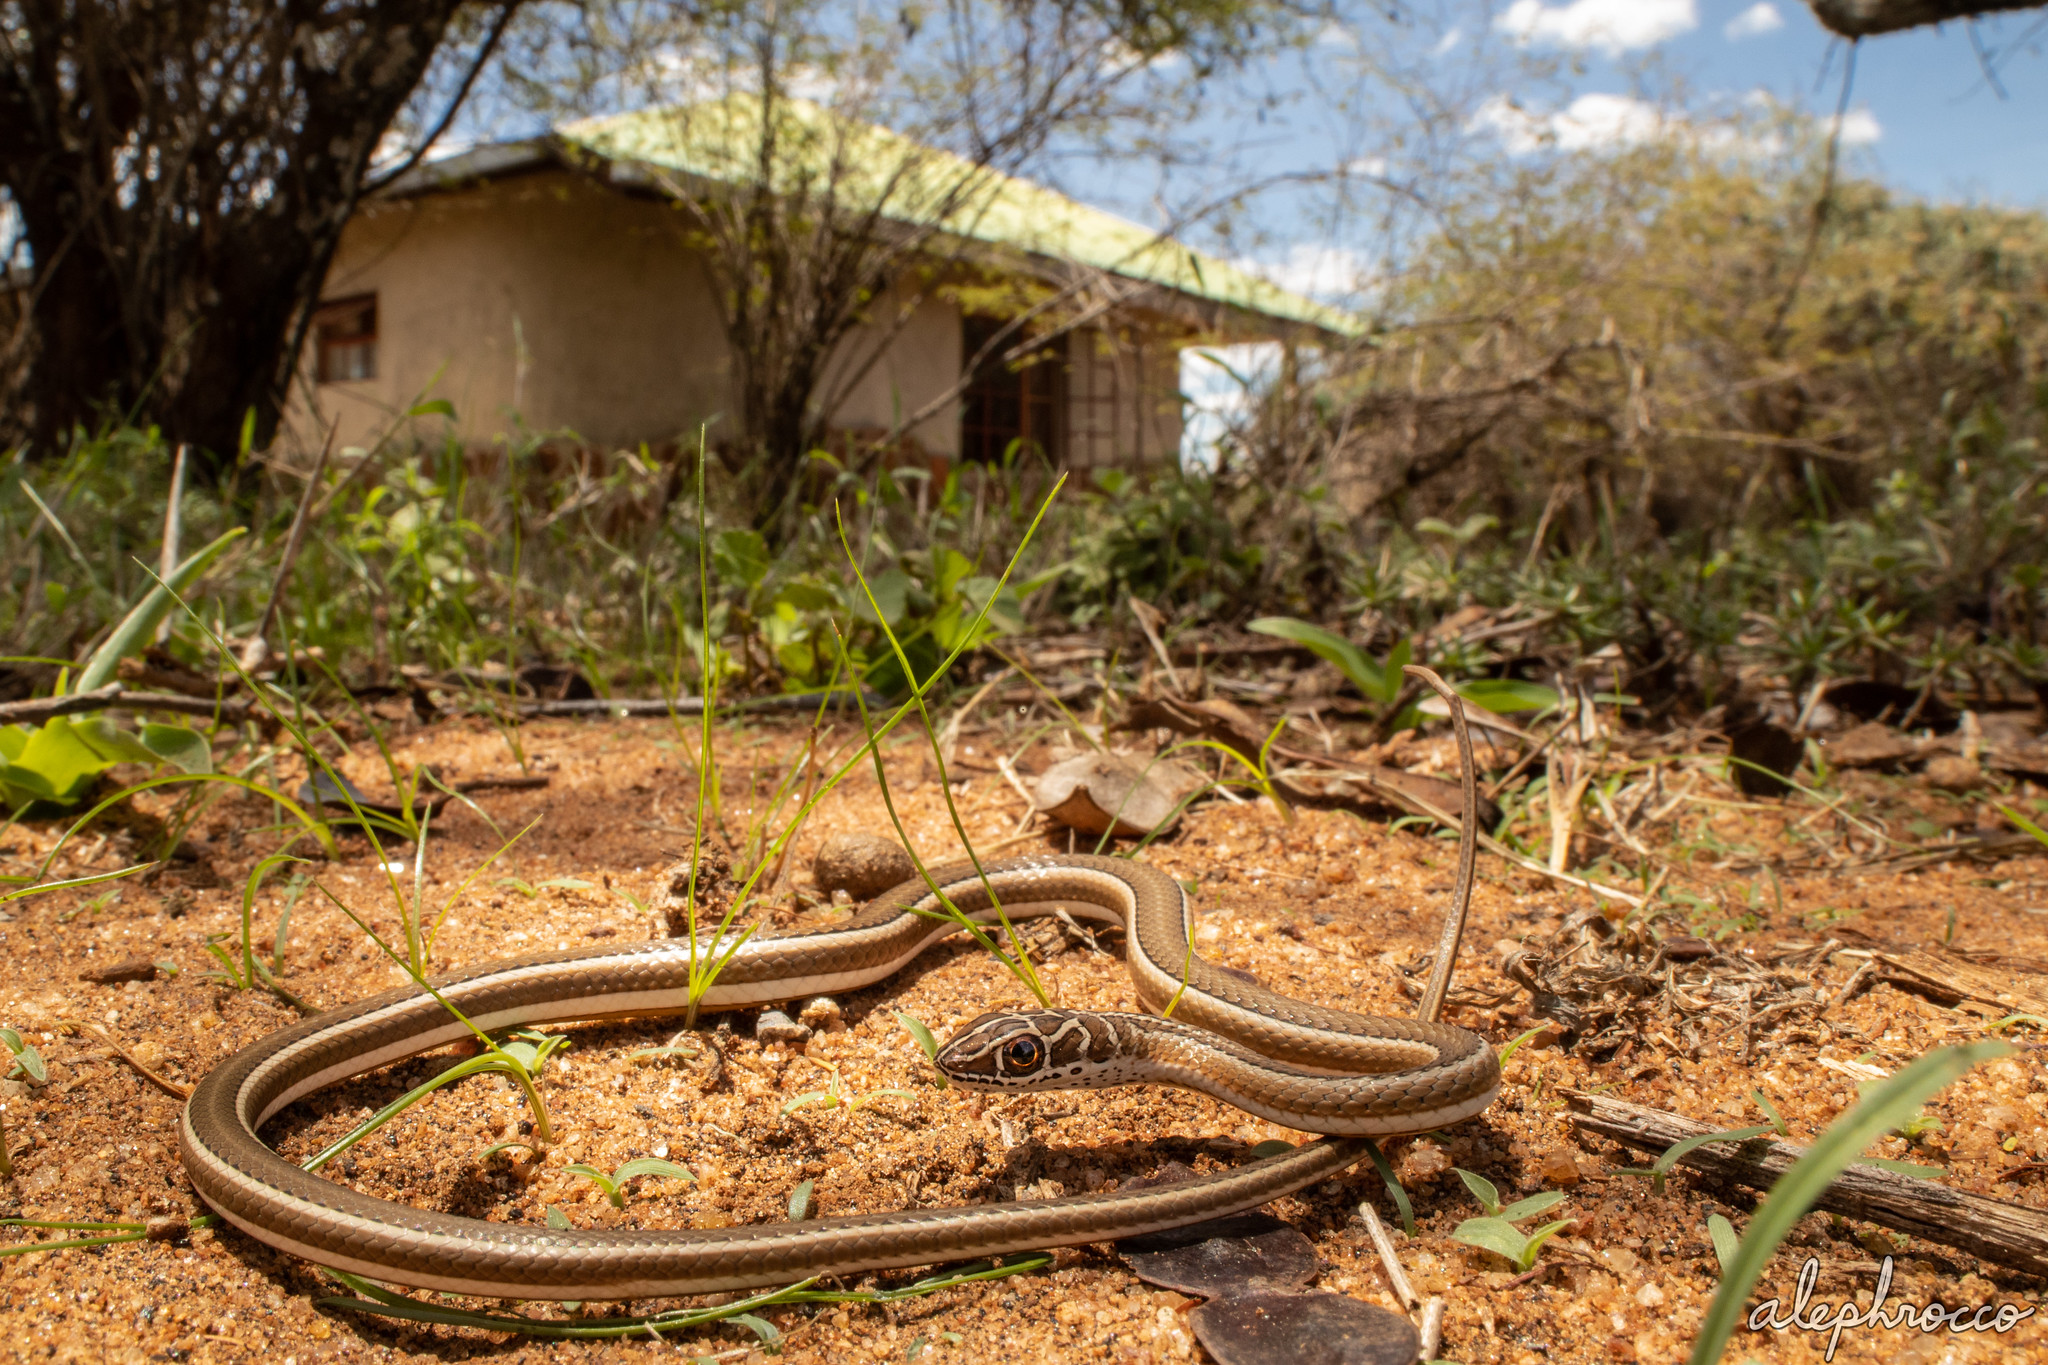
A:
181;854;1499;1300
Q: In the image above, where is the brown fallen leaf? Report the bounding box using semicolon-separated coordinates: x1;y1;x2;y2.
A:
1118;1213;1318;1298
1034;751;1205;837
1190;1291;1420;1365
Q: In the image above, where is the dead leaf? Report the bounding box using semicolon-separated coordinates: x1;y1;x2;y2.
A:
1034;751;1204;837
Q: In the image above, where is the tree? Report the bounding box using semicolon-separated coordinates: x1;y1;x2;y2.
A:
525;0;1304;521
0;0;518;468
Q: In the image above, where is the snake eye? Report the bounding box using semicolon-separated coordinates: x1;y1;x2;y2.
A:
1002;1036;1045;1072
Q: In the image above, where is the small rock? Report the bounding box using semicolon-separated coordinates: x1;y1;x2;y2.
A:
755;1009;813;1046
78;957;156;985
1923;754;1985;792
797;996;844;1032
1634;1282;1666;1308
1537;1149;1582;1186
812;834;917;902
1397;1138;1451;1182
1119;1213;1319;1297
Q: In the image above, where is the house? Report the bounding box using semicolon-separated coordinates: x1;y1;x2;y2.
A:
287;99;1349;468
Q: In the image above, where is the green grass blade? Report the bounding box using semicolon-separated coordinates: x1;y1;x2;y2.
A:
1688;1041;2009;1365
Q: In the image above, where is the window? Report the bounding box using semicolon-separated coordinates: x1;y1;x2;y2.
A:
959;315;1060;463
313;295;377;383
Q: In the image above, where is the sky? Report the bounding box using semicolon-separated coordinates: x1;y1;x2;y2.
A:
1173;1;2048;462
1505;0;2048;206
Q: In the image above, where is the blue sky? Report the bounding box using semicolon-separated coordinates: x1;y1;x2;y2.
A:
1596;0;2048;206
1115;0;2048;305
1172;1;2048;462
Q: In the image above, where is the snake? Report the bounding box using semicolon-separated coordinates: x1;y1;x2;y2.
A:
181;854;1500;1300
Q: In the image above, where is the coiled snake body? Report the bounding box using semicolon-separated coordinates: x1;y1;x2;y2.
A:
181;855;1498;1299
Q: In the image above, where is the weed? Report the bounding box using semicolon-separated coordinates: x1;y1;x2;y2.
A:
778;1056;916;1117
563;1157;697;1209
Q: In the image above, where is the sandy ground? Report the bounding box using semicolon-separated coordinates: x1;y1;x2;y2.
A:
0;710;2044;1365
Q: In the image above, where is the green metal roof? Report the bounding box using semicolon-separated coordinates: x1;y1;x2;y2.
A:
560;98;1354;337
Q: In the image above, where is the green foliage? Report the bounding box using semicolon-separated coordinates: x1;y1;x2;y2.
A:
1452;1169;1568;1223
1450;1214;1575;1274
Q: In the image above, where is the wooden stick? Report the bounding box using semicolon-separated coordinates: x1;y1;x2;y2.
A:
0;686;257;727
1565;1090;2048;1275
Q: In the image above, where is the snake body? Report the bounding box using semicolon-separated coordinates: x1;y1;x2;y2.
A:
181;855;1498;1300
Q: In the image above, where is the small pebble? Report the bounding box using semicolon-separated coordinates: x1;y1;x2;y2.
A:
798;996;844;1032
756;1009;813;1045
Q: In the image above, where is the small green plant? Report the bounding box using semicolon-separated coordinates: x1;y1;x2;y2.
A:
302;1028;572;1171
779;1057;916;1117
1690;1040;2010;1365
1449;1211;1576;1274
563;1157;697;1209
0;1027;48;1176
1613;1125;1777;1195
896;1011;948;1088
1452;1169;1570;1223
1706;1213;1741;1276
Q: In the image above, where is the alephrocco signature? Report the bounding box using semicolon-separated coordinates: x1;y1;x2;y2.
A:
1750;1257;2037;1361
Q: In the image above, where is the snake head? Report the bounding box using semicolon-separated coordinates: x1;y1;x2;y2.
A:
935;1010;1137;1091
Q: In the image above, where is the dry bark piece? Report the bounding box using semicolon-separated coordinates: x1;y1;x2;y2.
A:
1567;1091;2048;1275
655;847;735;937
1117;1213;1318;1296
1833;932;2048;1017
1823;721;1916;769
1034;751;1204;838
812;833;917;901
78;957;156;984
1190;1291;1420;1365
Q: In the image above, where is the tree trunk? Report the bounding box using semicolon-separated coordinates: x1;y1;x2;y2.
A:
0;0;511;469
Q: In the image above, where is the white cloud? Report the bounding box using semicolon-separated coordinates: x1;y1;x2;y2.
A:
1724;3;1784;39
1431;26;1463;57
1468;92;1670;154
1342;155;1390;180
1233;243;1375;300
1496;0;1698;57
1830;107;1882;145
1181;344;1283;470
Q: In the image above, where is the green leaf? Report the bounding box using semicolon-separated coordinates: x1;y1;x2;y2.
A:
1707;1214;1740;1276
1247;618;1386;700
1455;679;1562;715
1515;1219;1575;1272
408;399;456;418
787;1178;815;1221
4;718;115;802
544;1206;572;1230
74;527;247;693
1623;1125;1777;1194
612;1158;695;1186
730;1312;782;1351
1450;1216;1528;1264
42;582;67;612
1453;1168;1501;1216
712;528;771;590
1498;1191;1569;1223
70;716;159;766
140;724;212;775
1998;804;2048;850
1689;1041;2010;1365
1246;1139;1297;1159
476;1141;538;1161
896;1011;944;1081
